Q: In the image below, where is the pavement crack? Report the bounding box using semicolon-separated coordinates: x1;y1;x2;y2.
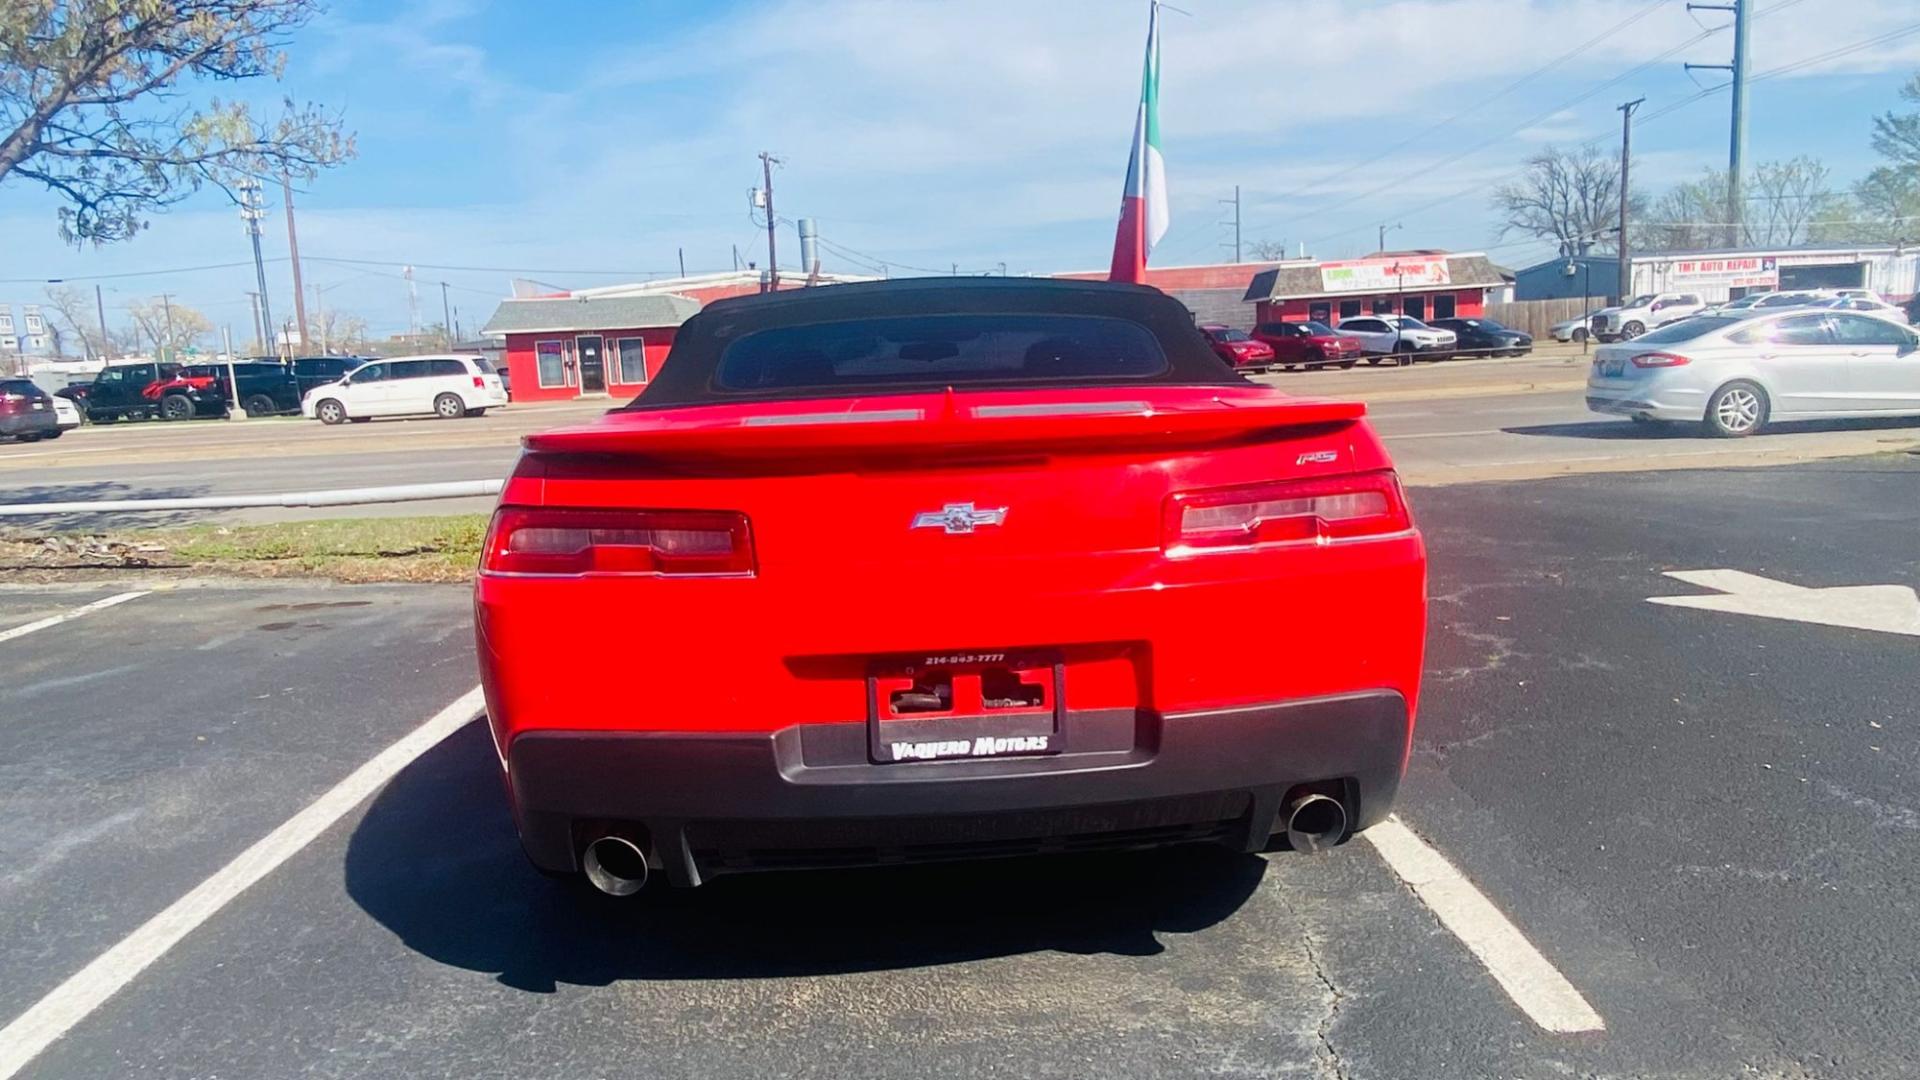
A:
1277;891;1350;1080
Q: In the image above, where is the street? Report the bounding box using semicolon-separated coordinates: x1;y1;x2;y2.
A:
5;351;1919;524
2;457;1915;1078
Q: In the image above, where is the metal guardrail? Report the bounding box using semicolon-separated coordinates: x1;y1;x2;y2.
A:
0;479;504;517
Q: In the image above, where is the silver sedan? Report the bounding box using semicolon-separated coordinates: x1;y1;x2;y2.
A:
1585;310;1920;436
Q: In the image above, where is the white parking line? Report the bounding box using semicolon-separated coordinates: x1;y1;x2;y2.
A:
1365;817;1605;1033
0;684;487;1080
0;591;149;645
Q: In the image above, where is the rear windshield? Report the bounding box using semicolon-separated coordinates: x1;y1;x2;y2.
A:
1633;315;1742;343
713;313;1169;392
472;357;496;373
1;379;44;396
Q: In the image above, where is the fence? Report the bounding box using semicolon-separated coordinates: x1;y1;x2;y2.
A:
1483;298;1595;339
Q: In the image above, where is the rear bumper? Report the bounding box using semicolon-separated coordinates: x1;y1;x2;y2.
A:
0;411;57;435
504;690;1411;885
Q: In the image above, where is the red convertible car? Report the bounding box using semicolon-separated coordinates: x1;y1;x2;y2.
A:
474;278;1427;895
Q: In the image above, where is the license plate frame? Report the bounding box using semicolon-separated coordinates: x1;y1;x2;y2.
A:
865;649;1066;765
1600;357;1625;377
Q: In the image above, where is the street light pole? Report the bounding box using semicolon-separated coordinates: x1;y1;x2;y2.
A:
159;293;175;363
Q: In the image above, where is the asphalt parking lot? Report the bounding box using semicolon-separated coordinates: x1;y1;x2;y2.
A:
1;456;1916;1078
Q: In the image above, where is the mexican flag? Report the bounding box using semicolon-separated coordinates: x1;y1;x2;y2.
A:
1108;1;1167;284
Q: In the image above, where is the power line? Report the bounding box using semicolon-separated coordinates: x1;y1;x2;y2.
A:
1263;0;1677;208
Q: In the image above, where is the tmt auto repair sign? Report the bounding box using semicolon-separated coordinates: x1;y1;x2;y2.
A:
1667;256;1778;289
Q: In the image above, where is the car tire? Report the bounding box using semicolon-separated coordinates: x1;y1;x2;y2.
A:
1339;359;1357;369
1620;321;1646;340
16;433;41;442
159;394;196;421
243;394;277;418
1304;348;1325;370
315;398;347;425
1704;380;1769;437
434;393;466;419
1572;327;1589;343
1365;357;1383;366
43;429;62;440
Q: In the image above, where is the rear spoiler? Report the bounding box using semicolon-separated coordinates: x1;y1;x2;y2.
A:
522;385;1365;458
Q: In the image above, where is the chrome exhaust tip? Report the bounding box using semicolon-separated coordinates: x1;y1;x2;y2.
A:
1285;793;1349;854
581;835;650;896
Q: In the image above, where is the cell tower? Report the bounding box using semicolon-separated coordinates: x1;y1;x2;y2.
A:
403;265;421;337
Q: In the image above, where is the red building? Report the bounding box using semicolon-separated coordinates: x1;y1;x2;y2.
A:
481;271;875;402
1242;251;1504;326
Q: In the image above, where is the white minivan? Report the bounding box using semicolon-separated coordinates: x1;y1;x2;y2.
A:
303;354;507;424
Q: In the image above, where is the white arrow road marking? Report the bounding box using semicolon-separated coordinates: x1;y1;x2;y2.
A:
1648;570;1920;638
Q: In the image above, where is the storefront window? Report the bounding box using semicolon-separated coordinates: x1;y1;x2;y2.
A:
617;337;647;383
1372;297;1395;314
536;340;566;387
1433;294;1457;319
1338;299;1362;319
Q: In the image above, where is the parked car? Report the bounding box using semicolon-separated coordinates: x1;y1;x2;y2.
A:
1336;315;1457;362
290;356;363;396
1586;309;1920;436
1251;320;1363;370
302;354;507;424
1589;292;1705;341
56;361;181;421
148;361;303;419
475;277;1427;895
1550;311;1606;343
51;395;82;431
0;378;61;442
1197;324;1276;370
1429;317;1532;357
1806;295;1910;324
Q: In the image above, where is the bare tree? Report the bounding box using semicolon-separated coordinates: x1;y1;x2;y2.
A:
42;284;106;359
124;298;211;357
1492;145;1630;255
0;0;354;243
311;307;369;354
1247;238;1291;261
1639;157;1850;250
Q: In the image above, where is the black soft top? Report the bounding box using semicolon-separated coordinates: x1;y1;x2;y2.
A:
625;277;1240;409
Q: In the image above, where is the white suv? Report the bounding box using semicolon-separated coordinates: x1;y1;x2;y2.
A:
1335;315;1458;362
1589;293;1704;342
303;354;507;425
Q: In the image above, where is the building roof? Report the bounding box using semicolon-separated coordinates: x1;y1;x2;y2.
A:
1242;252;1504;302
480;293;701;337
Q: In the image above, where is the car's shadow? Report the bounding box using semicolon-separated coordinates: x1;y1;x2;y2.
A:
344;722;1269;993
1504;415;1920;440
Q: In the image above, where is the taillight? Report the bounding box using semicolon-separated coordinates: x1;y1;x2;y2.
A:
1631;351;1691;367
1164;470;1411;552
481;507;754;576
472;376;485;388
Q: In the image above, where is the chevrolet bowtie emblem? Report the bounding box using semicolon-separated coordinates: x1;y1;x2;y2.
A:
911;502;1008;535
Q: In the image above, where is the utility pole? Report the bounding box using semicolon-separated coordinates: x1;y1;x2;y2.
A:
246;291;264;352
1618;98;1644;304
159;293;175;362
1220;186;1242;262
1686;0;1748;247
94;284;111;361
678;247;686;278
759;151;781;291
440;281;453;346
280;172;309;351
1377;222;1401;253
237;180;276;359
732;244;741;271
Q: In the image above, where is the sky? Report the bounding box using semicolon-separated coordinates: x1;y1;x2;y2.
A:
3;0;1919;340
